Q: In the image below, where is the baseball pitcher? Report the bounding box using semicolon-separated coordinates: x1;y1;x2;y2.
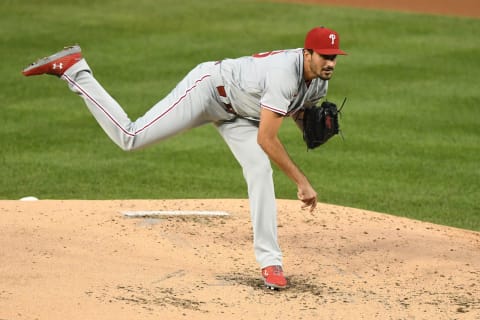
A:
22;26;347;289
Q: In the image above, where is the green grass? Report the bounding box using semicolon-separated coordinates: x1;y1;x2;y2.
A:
1;0;479;231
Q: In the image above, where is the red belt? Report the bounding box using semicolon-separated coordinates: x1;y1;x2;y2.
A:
216;86;237;115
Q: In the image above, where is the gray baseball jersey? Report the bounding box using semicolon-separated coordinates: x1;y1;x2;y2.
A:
218;48;328;119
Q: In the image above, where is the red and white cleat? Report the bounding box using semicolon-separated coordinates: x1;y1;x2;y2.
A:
22;45;82;77
262;265;288;290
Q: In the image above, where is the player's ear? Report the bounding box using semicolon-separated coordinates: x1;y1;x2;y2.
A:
303;49;314;59
303;49;310;59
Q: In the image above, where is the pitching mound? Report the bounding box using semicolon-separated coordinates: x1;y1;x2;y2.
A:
1;199;479;319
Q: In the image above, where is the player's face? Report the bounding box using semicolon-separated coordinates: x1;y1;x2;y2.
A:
304;51;337;81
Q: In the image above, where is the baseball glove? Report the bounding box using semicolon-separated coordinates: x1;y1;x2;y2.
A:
302;99;345;149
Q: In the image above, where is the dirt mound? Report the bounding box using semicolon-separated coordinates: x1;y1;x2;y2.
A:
1;199;479;319
283;0;480;18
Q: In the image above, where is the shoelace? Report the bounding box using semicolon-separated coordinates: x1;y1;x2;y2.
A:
272;266;283;275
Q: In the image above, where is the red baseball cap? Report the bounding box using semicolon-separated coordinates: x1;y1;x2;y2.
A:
304;26;347;55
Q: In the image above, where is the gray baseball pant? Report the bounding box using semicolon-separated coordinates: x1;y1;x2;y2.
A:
61;59;283;268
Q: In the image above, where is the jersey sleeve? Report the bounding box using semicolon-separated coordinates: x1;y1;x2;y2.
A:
260;68;298;116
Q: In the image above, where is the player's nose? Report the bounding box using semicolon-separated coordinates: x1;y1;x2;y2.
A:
326;59;336;67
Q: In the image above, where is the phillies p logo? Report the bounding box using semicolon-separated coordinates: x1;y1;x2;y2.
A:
329;34;336;46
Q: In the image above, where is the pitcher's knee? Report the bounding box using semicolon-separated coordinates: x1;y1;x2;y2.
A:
118;144;136;152
115;135;139;152
243;161;273;180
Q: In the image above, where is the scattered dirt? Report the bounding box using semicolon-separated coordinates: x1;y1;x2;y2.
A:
1;199;479;319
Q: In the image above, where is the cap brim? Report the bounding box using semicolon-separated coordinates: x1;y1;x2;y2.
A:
313;48;347;55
